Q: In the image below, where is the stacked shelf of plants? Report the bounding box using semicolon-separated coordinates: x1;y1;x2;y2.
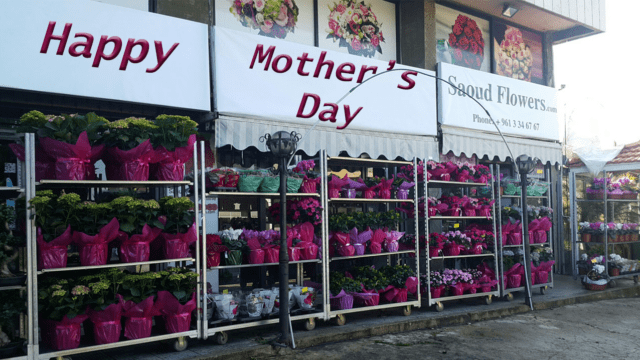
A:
323;152;420;326
200;150;325;344
497;165;555;300
0;133;35;360
15;112;202;359
571;170;640;289
423;161;499;312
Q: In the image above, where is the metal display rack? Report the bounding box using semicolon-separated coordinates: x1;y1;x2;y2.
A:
199;143;327;345
0;133;35;360
322;152;420;325
570;168;640;286
26;140;201;360
496;165;554;301
423;166;500;312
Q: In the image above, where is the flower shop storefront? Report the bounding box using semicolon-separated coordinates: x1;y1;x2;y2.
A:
436;62;564;299
204;26;439;333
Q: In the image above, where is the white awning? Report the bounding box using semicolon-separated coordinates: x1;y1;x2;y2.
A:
215;115;439;160
442;126;563;165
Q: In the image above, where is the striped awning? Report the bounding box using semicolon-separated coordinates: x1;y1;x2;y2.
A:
442;126;563;165
215;115;439;160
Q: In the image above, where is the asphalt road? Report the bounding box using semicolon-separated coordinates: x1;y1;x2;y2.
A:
261;297;640;360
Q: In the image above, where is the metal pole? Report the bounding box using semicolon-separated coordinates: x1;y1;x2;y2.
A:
521;173;533;309
278;156;291;346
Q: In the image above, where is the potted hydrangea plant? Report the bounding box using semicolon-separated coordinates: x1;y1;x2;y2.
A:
38;278;90;350
158;197;196;260
149;115;198;181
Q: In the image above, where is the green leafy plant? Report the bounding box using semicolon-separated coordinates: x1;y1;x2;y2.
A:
351;266;389;291
38;278;89;321
100;117;158;151
157;267;198;304
77;268;126;311
110;196;163;235
502;256;515;271
121;271;161;303
381;265;414;288
16;110;108;144
159;197;194;234
330;272;362;295
73;201;113;236
152;115;198;151
29;191;81;242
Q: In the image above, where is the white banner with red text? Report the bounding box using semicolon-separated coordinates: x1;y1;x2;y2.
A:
437;62;559;141
0;0;210;111
214;27;437;136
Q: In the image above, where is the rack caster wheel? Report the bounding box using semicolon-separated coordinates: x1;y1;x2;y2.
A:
304;318;316;331
215;331;228;345
484;295;492;305
171;336;188;352
402;305;412;316
503;293;513;302
609;280;617;288
333;314;346;326
540;286;547;295
634;276;639;284
434;302;444;312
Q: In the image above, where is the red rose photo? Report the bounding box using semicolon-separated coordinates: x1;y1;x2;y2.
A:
435;4;490;72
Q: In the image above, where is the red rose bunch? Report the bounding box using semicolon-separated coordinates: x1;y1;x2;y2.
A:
448;14;484;70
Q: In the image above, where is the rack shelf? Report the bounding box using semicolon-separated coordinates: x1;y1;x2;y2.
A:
429;253;495;260
426;180;487;187
577;198;639;202
208;259;321;270
38;330;198;359
0;285;26;291
206;191;320;197
0;186;23;192
328;198;413;203
428;216;492;221
330;250;415;262
328;300;419;316
37;258;195;274
501;195;548;199
36;180;193;187
326;156;412;167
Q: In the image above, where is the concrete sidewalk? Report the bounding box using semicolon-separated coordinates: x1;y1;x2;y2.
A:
73;275;640;360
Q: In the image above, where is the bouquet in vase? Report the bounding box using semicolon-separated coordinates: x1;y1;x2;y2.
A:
326;0;385;58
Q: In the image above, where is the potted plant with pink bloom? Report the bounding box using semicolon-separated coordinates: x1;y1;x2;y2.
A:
293;160;320;193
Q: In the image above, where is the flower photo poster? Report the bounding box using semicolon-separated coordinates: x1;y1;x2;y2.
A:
435;4;490;73
215;0;315;46
493;21;544;84
317;0;397;61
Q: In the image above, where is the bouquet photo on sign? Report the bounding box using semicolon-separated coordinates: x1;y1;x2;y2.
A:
325;0;385;57
230;0;300;39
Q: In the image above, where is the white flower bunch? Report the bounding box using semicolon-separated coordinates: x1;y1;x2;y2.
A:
593;264;605;274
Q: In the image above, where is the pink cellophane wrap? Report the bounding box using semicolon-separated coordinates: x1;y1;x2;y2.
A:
329;290;354;310
122;296;159;340
39;131;104;180
161;223;197;259
536;271;550;284
119;225;162;263
300;176;321;193
349;228;372;253
9;143;55;181
443;243;463;256
41;314;89;350
88;295;123;345
353;244;366;255
155;291;197;333
150;134;196;181
37;226;73;270
104;139;155;181
288;247;301;261
370;229;386;254
74;218;119;266
328;175;349;190
430;285;445;298
405;276;419;295
249;249;265;264
450;283;465;296
350;288;380;306
264;246;279;263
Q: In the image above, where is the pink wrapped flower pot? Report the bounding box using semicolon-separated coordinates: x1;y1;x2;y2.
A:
41;314;88;351
536;271;549;284
88;296;123;345
396;189;409;199
249;249;265;264
328;188;341;198
330;290;354;310
351;289;380;307
341;189;356;198
507;233;522;245
430;285;445;299
37;226;73;270
506;274;521;289
450;283;465;296
353;244;366;255
288;247;301;261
